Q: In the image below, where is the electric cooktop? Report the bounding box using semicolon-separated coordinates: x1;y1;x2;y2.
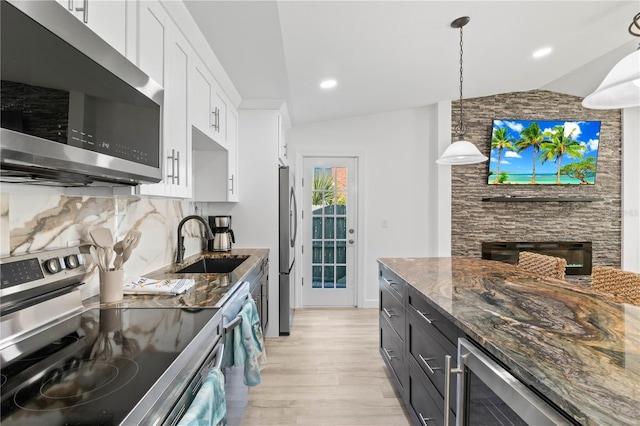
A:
0;306;219;425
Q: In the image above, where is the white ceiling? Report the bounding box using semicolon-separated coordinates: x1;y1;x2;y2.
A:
184;1;639;126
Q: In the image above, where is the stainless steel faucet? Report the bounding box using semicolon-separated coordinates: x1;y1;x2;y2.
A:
176;215;214;264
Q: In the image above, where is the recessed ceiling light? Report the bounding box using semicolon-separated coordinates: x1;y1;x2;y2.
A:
532;47;552;58
320;79;337;90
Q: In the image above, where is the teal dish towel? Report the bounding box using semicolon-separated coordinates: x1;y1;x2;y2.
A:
177;368;227;426
233;297;267;386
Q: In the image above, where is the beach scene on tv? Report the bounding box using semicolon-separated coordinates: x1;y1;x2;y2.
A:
488;119;601;185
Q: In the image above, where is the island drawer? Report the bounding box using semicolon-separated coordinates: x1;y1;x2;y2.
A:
380;311;405;390
379;264;404;300
380;281;405;339
408;313;456;415
408;361;454;426
407;286;459;346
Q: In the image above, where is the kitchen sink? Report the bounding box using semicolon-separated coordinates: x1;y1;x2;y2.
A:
176;257;248;274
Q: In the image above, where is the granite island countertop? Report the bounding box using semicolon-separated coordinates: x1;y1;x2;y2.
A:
85;248;269;309
378;257;640;426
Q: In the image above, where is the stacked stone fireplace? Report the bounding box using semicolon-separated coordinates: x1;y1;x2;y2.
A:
450;90;622;287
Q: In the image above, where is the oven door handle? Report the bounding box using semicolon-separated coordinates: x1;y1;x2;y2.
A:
214;342;224;370
224;315;243;334
444;354;465;426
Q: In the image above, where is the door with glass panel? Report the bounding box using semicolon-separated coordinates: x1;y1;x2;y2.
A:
302;157;357;307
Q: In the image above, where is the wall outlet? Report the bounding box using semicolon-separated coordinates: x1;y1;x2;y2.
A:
381;219;388;228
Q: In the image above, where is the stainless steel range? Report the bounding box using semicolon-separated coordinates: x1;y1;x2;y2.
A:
0;247;223;425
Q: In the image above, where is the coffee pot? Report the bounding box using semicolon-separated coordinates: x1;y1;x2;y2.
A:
208;215;235;252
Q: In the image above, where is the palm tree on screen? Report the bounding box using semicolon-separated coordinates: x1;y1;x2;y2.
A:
538;125;586;184
491;127;515;183
516;122;545;183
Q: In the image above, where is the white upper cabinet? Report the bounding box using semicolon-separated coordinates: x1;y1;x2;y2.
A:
136;0;192;198
189;55;231;149
278;113;288;165
55;0;127;55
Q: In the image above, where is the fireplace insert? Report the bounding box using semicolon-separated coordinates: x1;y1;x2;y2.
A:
481;241;592;275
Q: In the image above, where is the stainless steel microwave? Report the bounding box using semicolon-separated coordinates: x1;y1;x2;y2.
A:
0;0;163;187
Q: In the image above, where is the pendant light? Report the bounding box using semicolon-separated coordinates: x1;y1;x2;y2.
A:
582;13;640;109
437;16;488;165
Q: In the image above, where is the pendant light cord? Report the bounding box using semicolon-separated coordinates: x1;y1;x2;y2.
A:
454;23;467;139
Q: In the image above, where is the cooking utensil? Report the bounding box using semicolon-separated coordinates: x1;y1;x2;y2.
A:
90;228;115;270
89;245;103;271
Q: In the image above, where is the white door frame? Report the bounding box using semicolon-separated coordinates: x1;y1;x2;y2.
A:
294;150;366;309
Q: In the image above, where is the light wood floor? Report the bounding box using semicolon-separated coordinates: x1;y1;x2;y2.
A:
241;308;412;425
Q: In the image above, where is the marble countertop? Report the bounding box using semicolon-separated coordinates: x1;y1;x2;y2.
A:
85;248;269;309
378;257;640;426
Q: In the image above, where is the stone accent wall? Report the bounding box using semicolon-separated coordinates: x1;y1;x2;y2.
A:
450;90;622;283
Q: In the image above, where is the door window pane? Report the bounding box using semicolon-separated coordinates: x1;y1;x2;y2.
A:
336;266;346;288
312;266;322;288
323;241;334;263
323;266;334;288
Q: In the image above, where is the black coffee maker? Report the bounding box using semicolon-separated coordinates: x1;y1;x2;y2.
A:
208;215;235;251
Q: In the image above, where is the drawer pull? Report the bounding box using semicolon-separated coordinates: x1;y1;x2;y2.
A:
383;277;399;288
418;413;434;426
416;309;435;324
382;308;396;318
418;354;441;374
382;347;397;361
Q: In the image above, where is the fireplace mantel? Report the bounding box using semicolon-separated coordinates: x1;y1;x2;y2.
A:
481;197;604;202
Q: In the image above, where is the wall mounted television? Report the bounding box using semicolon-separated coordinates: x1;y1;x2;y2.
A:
488;119;601;185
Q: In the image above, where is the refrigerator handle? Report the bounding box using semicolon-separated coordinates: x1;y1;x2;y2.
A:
290;187;298;247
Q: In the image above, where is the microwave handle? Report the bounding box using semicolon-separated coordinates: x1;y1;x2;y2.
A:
444;354;465;426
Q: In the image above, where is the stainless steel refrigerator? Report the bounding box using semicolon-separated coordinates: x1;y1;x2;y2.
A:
279;166;297;335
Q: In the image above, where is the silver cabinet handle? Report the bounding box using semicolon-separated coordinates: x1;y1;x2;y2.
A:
175;150;180;185
167;149;176;184
229;174;234;194
416;309;434;324
382;277;398;288
75;0;88;23
382;347;396;362
418;354;441;374
444;354;465;426
418;413;434;426
68;0;73;10
212;107;220;132
382;308;395;318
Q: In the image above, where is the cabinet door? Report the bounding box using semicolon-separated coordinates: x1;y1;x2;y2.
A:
56;0;127;55
227;108;239;201
190;58;214;137
137;0;165;86
278;113;288;165
165;25;191;198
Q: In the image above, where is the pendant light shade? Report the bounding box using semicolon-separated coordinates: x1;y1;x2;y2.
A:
436;140;488;165
582;49;640;109
437;16;488;166
582;13;640;110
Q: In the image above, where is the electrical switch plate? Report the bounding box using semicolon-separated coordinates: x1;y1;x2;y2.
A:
381;220;388;228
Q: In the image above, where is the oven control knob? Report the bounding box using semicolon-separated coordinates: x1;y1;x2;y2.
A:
64;254;83;269
44;257;66;274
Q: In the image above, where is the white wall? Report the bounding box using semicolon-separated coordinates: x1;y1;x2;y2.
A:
622;107;640;273
204;109;281;337
289;107;449;307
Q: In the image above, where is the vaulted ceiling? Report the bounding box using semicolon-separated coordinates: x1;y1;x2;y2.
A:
184;1;638;126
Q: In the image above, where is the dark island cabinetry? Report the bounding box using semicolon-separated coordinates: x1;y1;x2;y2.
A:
379;263;462;426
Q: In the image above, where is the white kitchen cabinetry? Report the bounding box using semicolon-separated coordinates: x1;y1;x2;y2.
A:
55;0;127;55
192;108;238;202
190;54;238;202
278;113;288;165
136;0;192;198
190;56;230;149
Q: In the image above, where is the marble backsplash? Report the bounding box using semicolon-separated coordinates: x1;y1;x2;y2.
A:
1;191;207;300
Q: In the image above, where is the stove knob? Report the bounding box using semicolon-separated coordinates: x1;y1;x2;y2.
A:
64;254;82;269
44;257;66;274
